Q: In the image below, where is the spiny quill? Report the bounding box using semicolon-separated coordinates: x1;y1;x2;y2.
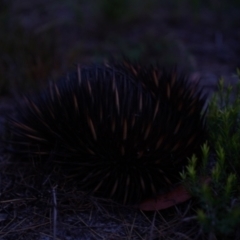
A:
6;61;207;205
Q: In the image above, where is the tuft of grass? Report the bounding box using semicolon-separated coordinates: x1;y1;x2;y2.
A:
181;71;240;239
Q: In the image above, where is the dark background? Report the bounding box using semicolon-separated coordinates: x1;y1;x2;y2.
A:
0;0;240;94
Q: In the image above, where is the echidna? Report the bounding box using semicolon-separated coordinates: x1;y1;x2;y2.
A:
6;61;207;205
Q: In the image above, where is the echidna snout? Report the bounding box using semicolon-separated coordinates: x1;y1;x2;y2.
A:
7;62;207;205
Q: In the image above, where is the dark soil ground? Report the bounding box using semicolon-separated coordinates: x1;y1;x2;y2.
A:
0;1;240;239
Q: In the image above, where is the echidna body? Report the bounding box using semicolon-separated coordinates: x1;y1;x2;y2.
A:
7;62;207;204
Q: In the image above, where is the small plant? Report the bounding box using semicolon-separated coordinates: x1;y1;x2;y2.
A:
181;72;240;239
100;0;129;23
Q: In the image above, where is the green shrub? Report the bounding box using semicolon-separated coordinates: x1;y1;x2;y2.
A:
181;72;240;238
